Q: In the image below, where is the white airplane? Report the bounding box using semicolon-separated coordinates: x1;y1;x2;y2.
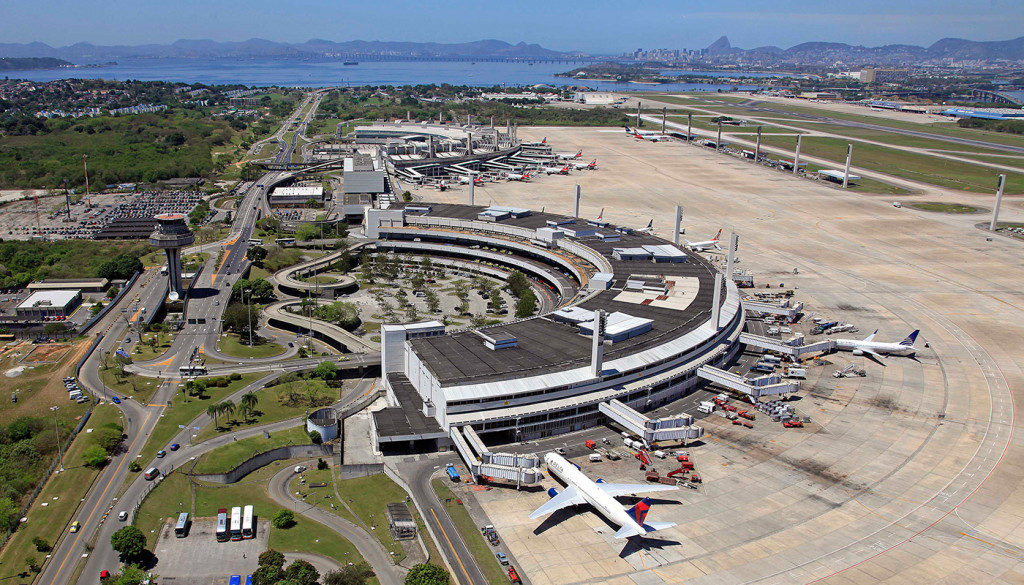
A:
633;131;670;142
457;175;483;185
543;165;571;176
573;159;598;171
557;149;583;161
834;330;920;358
505;171;531;181
530;453;677;539
637;220;655;234
625;124;667;139
685;229;722;251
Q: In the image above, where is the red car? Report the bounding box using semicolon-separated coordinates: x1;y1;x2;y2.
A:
100;570;110;580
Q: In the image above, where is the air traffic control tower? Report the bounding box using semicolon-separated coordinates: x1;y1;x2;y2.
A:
149;214;195;301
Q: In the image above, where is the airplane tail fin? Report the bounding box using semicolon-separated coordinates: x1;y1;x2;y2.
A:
542;137;546;144
597;208;604;220
626;497;652;525
713;229;722;241
646;220;653;228
900;330;920;346
624;123;632;133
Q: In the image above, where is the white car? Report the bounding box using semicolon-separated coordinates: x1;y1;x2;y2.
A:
892;202;902;208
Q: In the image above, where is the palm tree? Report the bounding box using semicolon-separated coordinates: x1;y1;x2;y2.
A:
219;401;237;424
240;392;259;422
206;403;220;428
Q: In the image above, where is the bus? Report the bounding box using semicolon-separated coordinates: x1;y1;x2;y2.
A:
247;238;262;246
179;365;208;377
274;237;296;246
230;506;242;541
174;512;190;538
242;505;254;539
216;508;228;542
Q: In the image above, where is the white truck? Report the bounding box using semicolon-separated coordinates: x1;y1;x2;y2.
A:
697;401;716;414
783;367;806;379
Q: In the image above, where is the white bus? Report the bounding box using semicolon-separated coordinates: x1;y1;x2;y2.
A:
230;506;242;541
274;237;296;246
216;508;228;542
174;512;190;538
247;238;262;246
179;365;208;377
242;505;254;539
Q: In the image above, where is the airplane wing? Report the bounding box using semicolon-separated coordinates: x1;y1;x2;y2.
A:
862;347;883;358
614;521;677;539
596;483;678;498
528;486;586;519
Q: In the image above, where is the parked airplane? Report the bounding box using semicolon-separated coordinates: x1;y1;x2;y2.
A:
523;137;547;146
573;159;598;171
834;330;920;357
685;229;722;251
637;220;655;234
634;131;670;142
457;175;483;185
543;165;571;175
557;149;583;160
530;453;677;539
505;171;531;181
625;124;667;139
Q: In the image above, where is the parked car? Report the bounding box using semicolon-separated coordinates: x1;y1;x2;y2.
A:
496;552;509;565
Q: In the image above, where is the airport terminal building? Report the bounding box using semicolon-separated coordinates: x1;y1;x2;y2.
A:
369;203;745;452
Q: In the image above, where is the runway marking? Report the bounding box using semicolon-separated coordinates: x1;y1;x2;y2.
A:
430;508;473;585
210;236;240;285
50;409;154;583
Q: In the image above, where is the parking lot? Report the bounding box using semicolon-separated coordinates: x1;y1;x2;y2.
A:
151;518;269;584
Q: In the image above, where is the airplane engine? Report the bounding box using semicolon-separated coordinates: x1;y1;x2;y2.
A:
547;488;559;498
853;349;864;356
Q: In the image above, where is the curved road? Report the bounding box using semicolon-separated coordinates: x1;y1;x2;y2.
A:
267;463;402;585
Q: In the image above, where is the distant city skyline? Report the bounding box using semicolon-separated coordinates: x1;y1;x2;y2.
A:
2;0;1022;54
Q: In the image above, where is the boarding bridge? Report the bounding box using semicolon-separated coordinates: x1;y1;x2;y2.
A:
739;332;835;356
697;365;801;401
449;426;542;488
743;299;804;322
598;400;705;446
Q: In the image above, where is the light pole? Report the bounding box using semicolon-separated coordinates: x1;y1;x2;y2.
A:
50;406;64;472
244;288;253;347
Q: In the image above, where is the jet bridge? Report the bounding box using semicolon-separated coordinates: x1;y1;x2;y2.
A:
739;332;835;356
697;365;800;401
449;426;542;488
743;299;804;322
598;399;705;446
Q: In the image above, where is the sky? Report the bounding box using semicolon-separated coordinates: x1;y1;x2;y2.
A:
3;0;1022;53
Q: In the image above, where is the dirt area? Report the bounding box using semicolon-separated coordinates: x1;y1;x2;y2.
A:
22;343;72;363
0;338;92;424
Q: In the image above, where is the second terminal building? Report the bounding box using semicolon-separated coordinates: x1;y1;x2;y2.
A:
367;202;744;453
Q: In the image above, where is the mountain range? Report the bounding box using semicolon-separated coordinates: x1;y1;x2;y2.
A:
704;35;1024;64
0;38;573;61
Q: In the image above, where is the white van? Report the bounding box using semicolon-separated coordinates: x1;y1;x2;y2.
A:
588;453;602;463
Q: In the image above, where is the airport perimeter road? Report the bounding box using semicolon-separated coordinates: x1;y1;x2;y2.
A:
266;465;402;585
404;459;489;585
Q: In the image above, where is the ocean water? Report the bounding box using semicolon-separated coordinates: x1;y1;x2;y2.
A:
9;58;766;92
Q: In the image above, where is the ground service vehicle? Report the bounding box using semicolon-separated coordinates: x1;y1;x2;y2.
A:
230;506;242;541
445;464;460;482
175;512;190;537
216;508;228;542
508;566;522;584
242;505;254;539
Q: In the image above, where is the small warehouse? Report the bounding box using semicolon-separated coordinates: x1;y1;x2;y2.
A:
15;290;82;319
386;502;417;540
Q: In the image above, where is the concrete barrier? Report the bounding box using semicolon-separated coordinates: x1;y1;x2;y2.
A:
336;463;384;480
191;444;334;484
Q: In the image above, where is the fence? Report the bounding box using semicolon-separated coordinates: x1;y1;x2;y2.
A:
130;468;176;525
190;444;334;484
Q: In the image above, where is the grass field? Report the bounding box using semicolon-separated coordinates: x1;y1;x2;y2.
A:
98;367;161;405
0;403;123;582
191;424;310;475
132;330;175;362
432;479;507;585
133;462;374;584
909;202;982;213
758;134;1023;194
192;377;325;443
216;334;286;359
323;473;412;563
135;372;268;465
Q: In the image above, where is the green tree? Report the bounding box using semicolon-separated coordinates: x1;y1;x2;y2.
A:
323;563;375;585
284;559;319;585
246;245;268;266
82;444;109;467
0;497;20;532
222;303;260;338
110;525;148;563
97;254;143;280
105;285;120;299
488;292;503;313
252;565;285;585
206;403;222;428
506;271;529;297
271;509;295;529
258;549;286;568
239;391;259;422
105;565;149;585
424;289;440;313
113;353;132;377
32;536;50;552
309;430;322;444
94;426;123;453
515;289;537;318
404;563;450;585
219;401;237;423
313;361;338;380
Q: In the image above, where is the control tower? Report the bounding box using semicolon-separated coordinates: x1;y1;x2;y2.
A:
149;214;195;301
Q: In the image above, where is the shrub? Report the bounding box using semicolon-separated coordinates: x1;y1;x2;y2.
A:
317;458;328;470
308;430;322;444
32;537;50;552
271;509;295;529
